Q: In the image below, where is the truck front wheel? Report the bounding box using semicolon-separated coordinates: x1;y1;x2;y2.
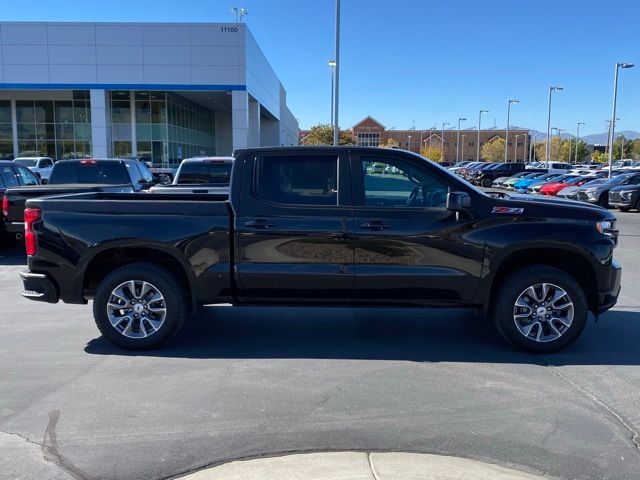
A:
93;263;187;349
492;265;588;353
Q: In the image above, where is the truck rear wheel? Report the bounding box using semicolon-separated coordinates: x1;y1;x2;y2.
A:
482;177;493;188
492;265;588;353
93;263;187;349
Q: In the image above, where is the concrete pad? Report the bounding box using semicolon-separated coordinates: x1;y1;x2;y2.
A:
369;452;547;480
0;430;72;480
177;452;375;480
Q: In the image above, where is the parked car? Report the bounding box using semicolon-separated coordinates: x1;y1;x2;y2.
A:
150;157;234;194
474;162;526;188
513;173;561;193
608;177;640;212
461;162;490;181
557;178;607;200
528;161;573;173
540;176;593;196
510;172;547;191
19;146;621;353
0;160;41;242
13;156;55;182
456;161;485;179
574;172;640;207
496;171;532;188
3;158;159;237
447;161;473;173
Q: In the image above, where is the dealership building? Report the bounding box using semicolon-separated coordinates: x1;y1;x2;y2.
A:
0;22;299;163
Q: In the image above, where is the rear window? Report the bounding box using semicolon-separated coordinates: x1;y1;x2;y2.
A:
49;161;129;184
177;162;232;184
14;159;37;167
256;156;338;206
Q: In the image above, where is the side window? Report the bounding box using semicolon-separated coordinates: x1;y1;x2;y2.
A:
15;166;39;186
136;162;155;183
0;166;19;187
42;158;53;167
361;157;449;208
256;155;338;206
124;161;143;185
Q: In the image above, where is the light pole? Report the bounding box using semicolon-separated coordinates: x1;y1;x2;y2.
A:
441;122;450;162
456;117;466;163
546;86;563;161
461;135;465;160
327;60;336;127
231;7;248;22
608;62;634;177
332;0;341;146
505;99;519;162
575;122;585;163
514;135;520;162
477;109;488;161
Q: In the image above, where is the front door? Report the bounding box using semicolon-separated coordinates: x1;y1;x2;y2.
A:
235;152;354;303
351;154;485;305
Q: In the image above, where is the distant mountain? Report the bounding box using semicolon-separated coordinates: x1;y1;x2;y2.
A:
511;126;640;144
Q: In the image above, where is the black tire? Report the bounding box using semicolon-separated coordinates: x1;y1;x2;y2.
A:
636;198;640;212
93;262;187;350
482;177;493;188
492;265;588;353
598;192;609;208
618;207;630;212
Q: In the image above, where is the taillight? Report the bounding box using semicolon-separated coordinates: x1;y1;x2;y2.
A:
80;159;97;165
24;207;42;256
1;194;8;217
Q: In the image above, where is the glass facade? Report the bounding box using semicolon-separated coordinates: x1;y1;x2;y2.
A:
13;91;91;159
110;90;216;166
0;101;11;159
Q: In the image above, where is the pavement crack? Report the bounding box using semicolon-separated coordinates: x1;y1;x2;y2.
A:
550;367;640;453
367;452;381;480
41;409;93;480
0;428;43;448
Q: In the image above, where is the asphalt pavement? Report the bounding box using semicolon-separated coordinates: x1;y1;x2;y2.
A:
1;212;639;480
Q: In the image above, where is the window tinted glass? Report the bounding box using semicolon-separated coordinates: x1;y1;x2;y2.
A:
16;166;39;186
257;156;337;206
49;161;129;184
125;161;143;185
361;157;448;208
178;162;232;184
136;162;155;183
1;166;19;187
14;159;37;167
41;158;53;167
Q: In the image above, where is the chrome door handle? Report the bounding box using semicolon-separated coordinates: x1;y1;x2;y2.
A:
359;221;390;230
244;219;274;229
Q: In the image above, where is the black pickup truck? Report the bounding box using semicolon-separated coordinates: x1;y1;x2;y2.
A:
3;158;159;236
20;147;621;352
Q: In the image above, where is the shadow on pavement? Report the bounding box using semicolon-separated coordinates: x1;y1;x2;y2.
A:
85;305;640;366
0;240;26;266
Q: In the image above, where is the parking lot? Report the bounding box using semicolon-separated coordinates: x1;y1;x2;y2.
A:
1;211;639;480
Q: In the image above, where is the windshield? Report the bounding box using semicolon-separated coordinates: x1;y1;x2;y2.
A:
14;159;37;167
49;161;129;184
177;162;233;184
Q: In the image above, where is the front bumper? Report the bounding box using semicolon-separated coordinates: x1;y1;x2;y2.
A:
20;270;59;303
596;259;622;314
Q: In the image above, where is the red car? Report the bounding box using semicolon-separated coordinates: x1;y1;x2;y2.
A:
540;176;592;196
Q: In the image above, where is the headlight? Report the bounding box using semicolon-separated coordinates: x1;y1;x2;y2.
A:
596;220;617;239
585;189;598;198
618;190;633;198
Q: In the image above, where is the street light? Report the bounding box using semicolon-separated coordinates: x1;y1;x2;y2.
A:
477;109;488;161
456;117;466;163
608;62;634;177
505;100;519;162
327;60;336;127
461;134;466;160
230;7;248;22
575;122;585;163
441;122;450;161
514;135;520;162
333;0;341;146
546;86;563;161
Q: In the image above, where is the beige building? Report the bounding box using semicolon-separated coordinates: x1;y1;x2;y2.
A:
301;116;531;163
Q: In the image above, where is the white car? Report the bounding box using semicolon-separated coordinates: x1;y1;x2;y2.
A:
149;156;233;194
13;156;55;182
528;161;574;173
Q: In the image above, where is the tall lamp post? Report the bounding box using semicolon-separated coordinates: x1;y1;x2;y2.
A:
461;135;466;160
477;109;488;161
441;122;450;162
529;133;538;163
575;122;585;163
505;99;519;162
332;0;341;146
546;86;563;161
607;62;634;177
514;135;520;162
327;60;336;127
456;117;466;163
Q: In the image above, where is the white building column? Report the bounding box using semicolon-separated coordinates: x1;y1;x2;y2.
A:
231;90;249;150
90;89;110;158
248;97;260;147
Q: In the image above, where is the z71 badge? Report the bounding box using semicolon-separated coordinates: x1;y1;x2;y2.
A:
492;206;524;214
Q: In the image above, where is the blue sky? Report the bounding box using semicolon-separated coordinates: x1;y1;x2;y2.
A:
3;0;639;135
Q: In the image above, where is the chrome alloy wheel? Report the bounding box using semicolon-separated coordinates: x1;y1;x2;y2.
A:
106;280;167;339
513;283;574;343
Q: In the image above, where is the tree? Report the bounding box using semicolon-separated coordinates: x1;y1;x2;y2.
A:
631;139;640;159
557;139;589;163
481;138;505;162
419;145;442;162
379;138;399;148
532;137;565;161
303;124;355;145
591;151;607;164
612;136;633;160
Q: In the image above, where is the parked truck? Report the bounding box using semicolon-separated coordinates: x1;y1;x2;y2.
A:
19;147;621;352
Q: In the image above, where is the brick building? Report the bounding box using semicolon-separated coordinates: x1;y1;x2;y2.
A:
300;116;531;163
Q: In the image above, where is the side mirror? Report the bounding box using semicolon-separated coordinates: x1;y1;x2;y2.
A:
446;191;471;211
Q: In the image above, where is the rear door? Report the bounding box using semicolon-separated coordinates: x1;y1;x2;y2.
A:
351;153;485;305
235;152;354;303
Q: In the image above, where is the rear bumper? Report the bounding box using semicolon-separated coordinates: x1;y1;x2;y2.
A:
20;270;59;303
596;259;622;314
5;221;24;234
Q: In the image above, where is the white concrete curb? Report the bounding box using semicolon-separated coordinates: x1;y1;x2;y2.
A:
176;451;548;480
